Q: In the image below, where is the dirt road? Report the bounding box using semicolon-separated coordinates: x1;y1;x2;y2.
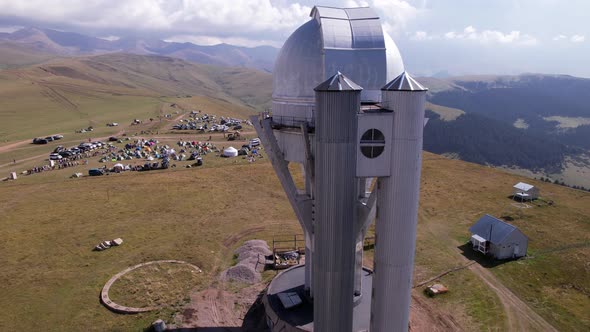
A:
469;263;557;331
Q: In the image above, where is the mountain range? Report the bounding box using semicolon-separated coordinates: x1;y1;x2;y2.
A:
421;75;590;188
0;27;278;71
1;27;589;188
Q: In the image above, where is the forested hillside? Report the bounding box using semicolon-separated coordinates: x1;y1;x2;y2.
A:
423;111;576;173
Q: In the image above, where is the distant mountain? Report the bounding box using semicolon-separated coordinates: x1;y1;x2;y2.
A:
0;27;279;71
0;52;271;110
420;74;590;184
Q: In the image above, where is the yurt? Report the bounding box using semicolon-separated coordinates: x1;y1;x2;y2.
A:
223;147;238;158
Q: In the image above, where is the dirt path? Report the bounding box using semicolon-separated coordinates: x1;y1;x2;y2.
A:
468;264;558;332
0;139;37;154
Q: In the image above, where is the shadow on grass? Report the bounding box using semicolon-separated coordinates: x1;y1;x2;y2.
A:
165;289;269;332
457;243;512;269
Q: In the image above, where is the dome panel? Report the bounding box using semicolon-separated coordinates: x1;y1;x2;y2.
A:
272;5;405;123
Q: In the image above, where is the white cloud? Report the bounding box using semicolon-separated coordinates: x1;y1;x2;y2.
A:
165;35;281;48
372;0;421;34
444;26;538;46
552;34;585;43
345;0;370;7
571;34;585;43
99;35;120;41
0;0;312;45
410;30;433;41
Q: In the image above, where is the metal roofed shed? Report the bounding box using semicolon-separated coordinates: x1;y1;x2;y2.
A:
513;182;540;200
469;215;528;260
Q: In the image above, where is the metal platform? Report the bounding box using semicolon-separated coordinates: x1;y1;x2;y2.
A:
263;264;373;332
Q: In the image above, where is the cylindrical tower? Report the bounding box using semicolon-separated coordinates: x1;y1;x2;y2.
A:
370;72;427;332
313;72;363;332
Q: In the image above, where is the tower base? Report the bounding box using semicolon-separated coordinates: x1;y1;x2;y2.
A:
263;264;373;332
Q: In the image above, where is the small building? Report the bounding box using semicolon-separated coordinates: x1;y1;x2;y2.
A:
469;214;528;260
512;182;539;200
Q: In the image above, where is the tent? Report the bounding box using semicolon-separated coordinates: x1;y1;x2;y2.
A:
223;147;238;158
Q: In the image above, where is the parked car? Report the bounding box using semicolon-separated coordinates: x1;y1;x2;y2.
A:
88;168;104;176
49;153;63;160
45;136;54;142
53;146;65;153
70;147;81;154
33;138;49;144
249;138;261;147
52;134;64;140
59;151;73;158
108;137;118;142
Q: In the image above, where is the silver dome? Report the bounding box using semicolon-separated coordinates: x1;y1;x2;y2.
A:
272;6;405;123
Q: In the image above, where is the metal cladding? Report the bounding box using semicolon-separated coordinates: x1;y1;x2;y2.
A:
312;72;361;332
254;5;428;332
314;71;363;91
272;5;404;124
382;71;428;91
371;79;427;332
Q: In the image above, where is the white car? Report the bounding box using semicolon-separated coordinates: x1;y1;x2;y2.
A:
49;153;63;160
249;138;261;147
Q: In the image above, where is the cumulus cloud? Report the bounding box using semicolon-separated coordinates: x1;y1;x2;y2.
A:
444;26;538;46
0;0;311;44
372;0;421;35
409;30;433;41
552;34;585;43
345;0;370;7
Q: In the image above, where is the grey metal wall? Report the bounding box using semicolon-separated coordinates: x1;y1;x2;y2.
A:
371;90;426;332
492;230;528;259
312;89;361;332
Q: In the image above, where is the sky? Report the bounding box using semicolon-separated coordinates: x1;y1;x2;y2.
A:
0;0;588;77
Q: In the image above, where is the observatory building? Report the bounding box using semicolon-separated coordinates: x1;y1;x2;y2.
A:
251;5;427;332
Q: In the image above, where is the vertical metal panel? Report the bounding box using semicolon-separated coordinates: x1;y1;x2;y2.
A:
350;19;386;49
371;90;426;332
324;49;387;102
322;18;353;49
313;89;360;332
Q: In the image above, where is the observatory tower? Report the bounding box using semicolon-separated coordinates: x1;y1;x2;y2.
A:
251;5;427;332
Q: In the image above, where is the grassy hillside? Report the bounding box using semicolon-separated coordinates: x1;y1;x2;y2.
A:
0;41;57;69
0;53;271;143
0;152;588;331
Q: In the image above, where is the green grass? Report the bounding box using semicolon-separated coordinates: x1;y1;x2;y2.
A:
1;149;589;331
0;53;269;145
108;262;205;309
418;154;590;331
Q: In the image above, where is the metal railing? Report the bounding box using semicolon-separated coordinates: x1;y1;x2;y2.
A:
260;109;316;129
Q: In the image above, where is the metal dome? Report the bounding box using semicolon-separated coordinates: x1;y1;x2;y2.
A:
272;5;405;123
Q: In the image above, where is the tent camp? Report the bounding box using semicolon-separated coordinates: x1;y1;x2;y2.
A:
223;147;239;158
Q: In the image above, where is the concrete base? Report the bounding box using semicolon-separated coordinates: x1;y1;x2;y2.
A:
263;264;373;332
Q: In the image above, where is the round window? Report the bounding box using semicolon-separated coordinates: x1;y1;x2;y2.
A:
360;129;385;159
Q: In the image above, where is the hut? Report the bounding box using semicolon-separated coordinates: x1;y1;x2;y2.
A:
469;214;528;259
223;147;238;158
512;182;539;200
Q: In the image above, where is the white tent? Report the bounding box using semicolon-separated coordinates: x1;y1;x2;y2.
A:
223;147;239;158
